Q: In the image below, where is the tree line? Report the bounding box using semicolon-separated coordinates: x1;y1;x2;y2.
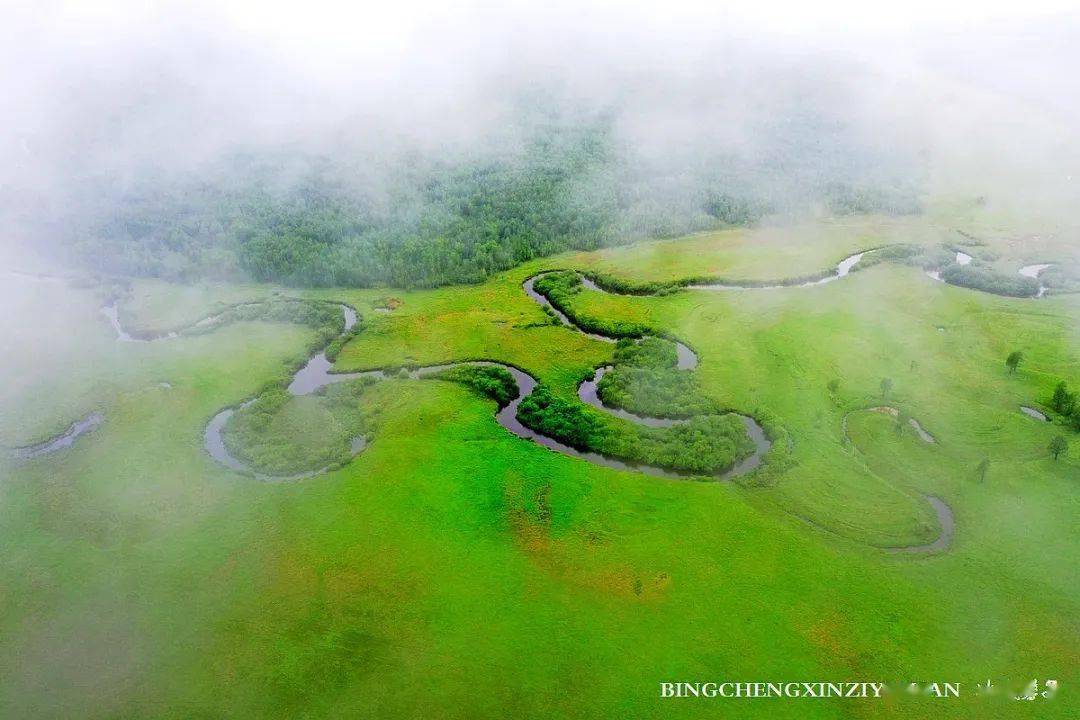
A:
66;120;923;290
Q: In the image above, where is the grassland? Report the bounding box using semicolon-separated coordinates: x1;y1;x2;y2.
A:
1;211;1077;719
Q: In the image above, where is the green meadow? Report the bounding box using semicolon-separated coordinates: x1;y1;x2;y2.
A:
1;213;1077;719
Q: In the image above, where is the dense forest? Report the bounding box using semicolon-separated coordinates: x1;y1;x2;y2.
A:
58;111;921;289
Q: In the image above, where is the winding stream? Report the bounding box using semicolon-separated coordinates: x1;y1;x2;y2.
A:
9;261;972;552
839;406;954;553
9;412;105;459
10;245;1062;466
526;272;770;471
688;251;867;290
13;278;772;481
927;257;1055;297
198;273;771;481
889;495;954;554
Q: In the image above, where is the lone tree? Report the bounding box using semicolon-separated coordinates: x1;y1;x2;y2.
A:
827;378;841;394
1051;381;1075;415
880;377;893;399
1049;435;1068;461
1006;350;1024;374
976;457;990;483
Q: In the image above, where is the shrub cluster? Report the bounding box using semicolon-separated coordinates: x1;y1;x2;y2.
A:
823;183;922;216
597;367;717;419
325;325;363;362
1050;381;1080;431
939;265;1040;298
596;339;719;419
611;337;677;369
682;268;835;288
703;193;771;225
1042;265;1080;295
533;272;652;337
429;365;519;408
851;244;921;271
222;379;375;475
516;384;752;475
582;272;682;296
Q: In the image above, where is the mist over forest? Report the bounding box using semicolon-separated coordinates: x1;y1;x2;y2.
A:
2;3;1078;287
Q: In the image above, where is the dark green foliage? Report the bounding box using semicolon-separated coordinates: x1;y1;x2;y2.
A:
73;131;635;288
1068;411;1080;432
223;380;375;475
325;325;363;362
1050;381;1075;415
880;377;893;399
611;337;678;369
517;384;604;449
1006;350;1024;374
533;272;652;338
516;384;751;475
702;193;769;225
638;416;753;473
523;277;761;472
64;106;926;291
596;341;718;419
824;183;921;216
976;457;990;483
912;246;961;271
940;265;1040;298
597;367;716;419
69;124;756;290
429;365;519;407
852;243;921;271
1040;264;1080;295
538;305;562;325
1048;435;1068;461
683;270;835;288
582;272;682;296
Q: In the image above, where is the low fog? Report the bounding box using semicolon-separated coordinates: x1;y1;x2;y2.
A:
2;1;1078;283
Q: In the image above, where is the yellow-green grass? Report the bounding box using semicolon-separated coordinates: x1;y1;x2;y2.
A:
1;218;1077;719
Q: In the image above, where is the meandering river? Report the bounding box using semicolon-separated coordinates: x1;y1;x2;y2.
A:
8;256;987;552
201;275;772;481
